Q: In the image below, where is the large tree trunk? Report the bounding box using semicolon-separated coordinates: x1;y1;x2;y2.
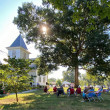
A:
15;92;18;102
74;64;79;88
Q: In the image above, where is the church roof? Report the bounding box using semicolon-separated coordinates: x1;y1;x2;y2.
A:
10;34;28;50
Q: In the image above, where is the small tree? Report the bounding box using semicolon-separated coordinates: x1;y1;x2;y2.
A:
0;58;32;102
56;79;62;86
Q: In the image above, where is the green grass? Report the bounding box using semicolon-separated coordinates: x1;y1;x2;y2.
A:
0;89;110;110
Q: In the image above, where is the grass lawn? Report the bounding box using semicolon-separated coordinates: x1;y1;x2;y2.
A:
0;89;110;110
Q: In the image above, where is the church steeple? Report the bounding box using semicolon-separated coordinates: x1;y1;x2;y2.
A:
7;34;30;59
10;34;28;50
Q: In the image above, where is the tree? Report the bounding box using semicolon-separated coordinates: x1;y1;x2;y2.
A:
13;1;110;87
104;77;110;87
62;68;75;83
80;73;99;86
79;72;110;87
56;79;62;86
34;57;58;75
0;58;32;102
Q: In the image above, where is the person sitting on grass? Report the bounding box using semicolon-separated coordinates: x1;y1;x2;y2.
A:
82;86;89;102
67;86;71;96
57;86;65;97
76;86;82;96
86;86;94;94
44;86;48;93
53;86;57;93
44;86;50;94
85;86;96;99
70;87;75;96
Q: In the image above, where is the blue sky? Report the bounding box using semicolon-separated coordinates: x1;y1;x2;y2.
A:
0;0;86;79
0;0;42;59
0;0;42;29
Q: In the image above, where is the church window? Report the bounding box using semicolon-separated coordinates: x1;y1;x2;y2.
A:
23;52;26;59
43;76;45;83
12;50;16;58
39;76;41;82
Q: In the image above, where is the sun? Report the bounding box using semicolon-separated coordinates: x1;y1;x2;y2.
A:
42;26;47;33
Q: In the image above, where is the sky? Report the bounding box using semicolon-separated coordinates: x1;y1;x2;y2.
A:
0;0;86;79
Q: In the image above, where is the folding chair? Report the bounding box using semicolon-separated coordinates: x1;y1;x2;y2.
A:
76;87;82;96
86;92;95;102
96;92;103;101
68;88;75;97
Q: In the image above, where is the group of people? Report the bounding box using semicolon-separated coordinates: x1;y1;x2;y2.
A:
43;85;82;97
82;86;103;102
67;86;81;96
43;84;110;102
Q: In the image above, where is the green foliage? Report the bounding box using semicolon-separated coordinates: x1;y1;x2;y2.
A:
46;0;110;21
34;57;58;75
48;78;56;82
80;73;98;86
0;58;32;102
62;68;75;83
13;1;110;87
79;72;110;86
56;79;62;86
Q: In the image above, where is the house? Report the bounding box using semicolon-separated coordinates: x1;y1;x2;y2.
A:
6;34;48;87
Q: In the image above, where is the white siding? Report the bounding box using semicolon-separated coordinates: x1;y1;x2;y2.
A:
8;50;12;58
20;50;24;59
28;70;37;86
26;53;29;59
16;49;20;59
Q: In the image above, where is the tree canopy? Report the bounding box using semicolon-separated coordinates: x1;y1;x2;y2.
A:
13;0;110;87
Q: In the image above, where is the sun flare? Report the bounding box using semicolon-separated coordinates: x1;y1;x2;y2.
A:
42;26;47;33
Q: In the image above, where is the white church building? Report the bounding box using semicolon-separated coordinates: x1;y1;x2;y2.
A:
6;34;48;87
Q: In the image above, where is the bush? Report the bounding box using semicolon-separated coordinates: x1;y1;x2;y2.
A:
0;89;5;94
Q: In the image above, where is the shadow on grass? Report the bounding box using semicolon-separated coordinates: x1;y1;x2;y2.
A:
1;91;110;110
